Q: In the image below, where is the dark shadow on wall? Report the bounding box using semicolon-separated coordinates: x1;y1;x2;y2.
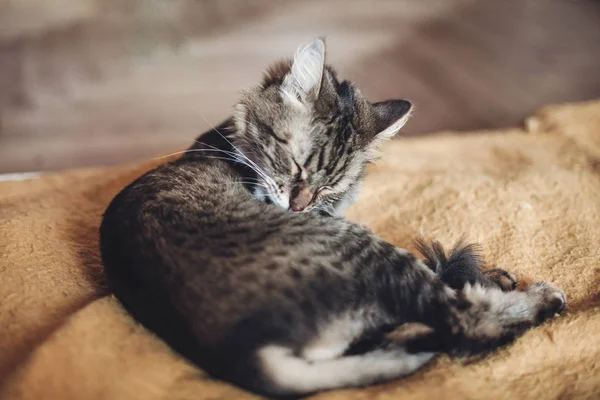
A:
355;0;600;136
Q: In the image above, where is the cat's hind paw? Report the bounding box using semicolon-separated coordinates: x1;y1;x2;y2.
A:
526;281;567;322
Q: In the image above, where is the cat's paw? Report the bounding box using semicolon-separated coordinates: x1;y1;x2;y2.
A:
526;281;567;323
483;268;517;292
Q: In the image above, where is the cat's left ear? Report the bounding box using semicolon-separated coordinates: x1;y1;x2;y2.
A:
371;99;412;142
281;38;326;106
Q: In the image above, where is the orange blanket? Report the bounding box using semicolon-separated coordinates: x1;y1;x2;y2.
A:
1;101;599;400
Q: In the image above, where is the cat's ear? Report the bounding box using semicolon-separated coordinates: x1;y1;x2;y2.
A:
365;100;412;158
371;99;412;141
281;38;326;106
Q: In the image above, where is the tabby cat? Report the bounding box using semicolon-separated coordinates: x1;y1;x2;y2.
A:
100;38;566;397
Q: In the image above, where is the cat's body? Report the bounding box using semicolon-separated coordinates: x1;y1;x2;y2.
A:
100;39;566;396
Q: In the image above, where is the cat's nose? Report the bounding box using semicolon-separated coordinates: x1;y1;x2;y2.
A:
289;186;313;212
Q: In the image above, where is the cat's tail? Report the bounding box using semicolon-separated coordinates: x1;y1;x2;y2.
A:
414;237;516;291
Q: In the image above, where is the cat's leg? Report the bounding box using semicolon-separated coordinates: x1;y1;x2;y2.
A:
255;327;436;396
417;279;566;356
365;242;564;356
228;307;437;396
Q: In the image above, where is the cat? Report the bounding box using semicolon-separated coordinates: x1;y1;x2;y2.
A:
100;38;566;397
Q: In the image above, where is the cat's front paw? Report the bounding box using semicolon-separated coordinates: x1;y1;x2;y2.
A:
526;282;567;323
483;268;517;292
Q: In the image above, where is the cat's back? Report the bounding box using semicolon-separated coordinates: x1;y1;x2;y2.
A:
121;155;253;215
99;155;351;342
100;154;266;275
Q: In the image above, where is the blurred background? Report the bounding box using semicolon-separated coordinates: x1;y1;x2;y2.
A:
1;0;599;174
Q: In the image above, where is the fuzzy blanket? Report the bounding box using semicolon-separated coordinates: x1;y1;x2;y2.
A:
1;101;599;400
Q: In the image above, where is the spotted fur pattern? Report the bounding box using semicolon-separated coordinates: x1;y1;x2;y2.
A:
100;39;566;397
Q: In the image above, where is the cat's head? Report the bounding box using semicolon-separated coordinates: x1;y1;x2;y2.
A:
231;38;412;215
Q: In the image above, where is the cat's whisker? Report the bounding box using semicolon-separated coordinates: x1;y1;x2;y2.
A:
182;153;242;164
186;146;252;162
234;156;273;183
153;150;194;160
230;150;271;180
179;154;270;178
197;113;250;160
183;143;271;182
236;178;264;183
153;147;242;162
149;133;274;187
233;181;269;187
196;114;273;184
192;136;271;183
183;148;272;183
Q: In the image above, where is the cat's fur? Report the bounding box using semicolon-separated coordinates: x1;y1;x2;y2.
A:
100;39;566;397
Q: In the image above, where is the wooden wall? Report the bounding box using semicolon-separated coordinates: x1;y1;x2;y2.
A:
1;0;599;174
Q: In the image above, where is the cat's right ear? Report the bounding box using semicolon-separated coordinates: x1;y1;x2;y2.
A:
371;99;412;142
364;99;412;159
280;38;326;107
